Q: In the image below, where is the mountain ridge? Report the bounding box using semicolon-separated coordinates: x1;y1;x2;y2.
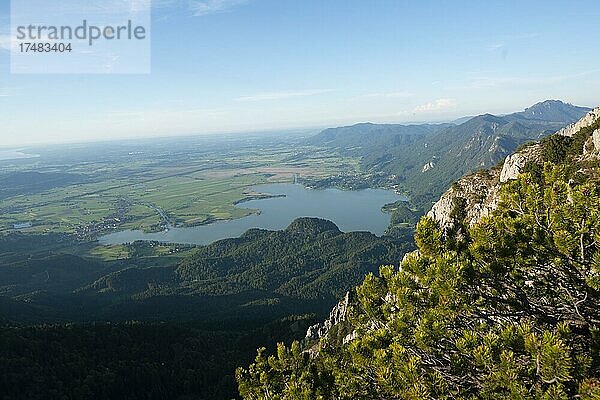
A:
429;104;600;230
238;103;600;399
309;100;591;211
300;104;600;345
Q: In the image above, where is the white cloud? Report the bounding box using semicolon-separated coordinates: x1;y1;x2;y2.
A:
497;32;539;41
89;0;153;14
487;43;506;51
235;89;333;102
189;0;248;17
0;31;25;59
486;33;538;52
414;98;455;113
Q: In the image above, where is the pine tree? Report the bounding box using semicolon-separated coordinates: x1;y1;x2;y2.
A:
237;158;600;399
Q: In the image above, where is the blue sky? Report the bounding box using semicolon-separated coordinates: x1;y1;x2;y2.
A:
1;0;600;146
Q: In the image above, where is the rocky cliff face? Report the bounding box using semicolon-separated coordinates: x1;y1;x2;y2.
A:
429;105;600;230
305;291;353;343
499;143;542;183
556;106;600;137
304;104;600;347
427;168;501;228
587;128;600;157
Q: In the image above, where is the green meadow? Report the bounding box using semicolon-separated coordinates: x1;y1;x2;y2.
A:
0;140;357;237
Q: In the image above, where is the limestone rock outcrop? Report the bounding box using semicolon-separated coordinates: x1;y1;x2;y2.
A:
499;144;542;183
305;291;353;343
427;168;501;229
422;161;435;173
584;128;600;157
429;106;600;230
556;106;600;137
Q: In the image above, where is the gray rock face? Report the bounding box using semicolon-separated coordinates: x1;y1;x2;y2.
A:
427;168;501;229
305;104;600;353
499;144;542;183
427;188;458;229
593;129;600;154
429;141;542;230
556;106;600;137
305;291;353;342
584;129;600;157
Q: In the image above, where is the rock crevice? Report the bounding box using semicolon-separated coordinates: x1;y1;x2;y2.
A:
305;291;353;343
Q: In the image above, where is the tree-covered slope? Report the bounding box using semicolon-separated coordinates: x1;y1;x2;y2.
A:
175;217;411;301
237;110;600;399
309;100;591;211
0;218;412;399
309;123;451;150
0;320;320;400
0;218;412;324
0;324;243;399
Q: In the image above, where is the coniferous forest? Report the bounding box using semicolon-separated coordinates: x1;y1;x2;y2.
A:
1;109;599;400
237;116;600;399
1;2;600;399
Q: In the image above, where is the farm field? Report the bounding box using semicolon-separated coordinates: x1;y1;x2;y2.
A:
0;133;359;238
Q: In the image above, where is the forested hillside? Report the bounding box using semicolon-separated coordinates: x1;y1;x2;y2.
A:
0;218;411;399
309;100;590;211
0;321;320;400
0;218;410;324
237;109;600;399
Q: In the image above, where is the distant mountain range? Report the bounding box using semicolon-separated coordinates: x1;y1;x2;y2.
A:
240;104;600;400
514;99;591;122
309;100;591;209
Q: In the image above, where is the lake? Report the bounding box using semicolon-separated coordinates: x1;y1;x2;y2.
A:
99;183;405;246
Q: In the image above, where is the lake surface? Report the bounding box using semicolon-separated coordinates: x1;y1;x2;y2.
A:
99;183;405;246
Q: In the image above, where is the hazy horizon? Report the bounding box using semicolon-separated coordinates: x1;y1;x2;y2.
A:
1;0;600;146
0;97;593;148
